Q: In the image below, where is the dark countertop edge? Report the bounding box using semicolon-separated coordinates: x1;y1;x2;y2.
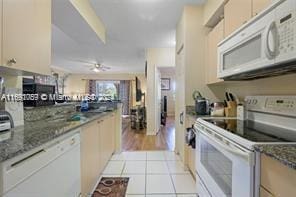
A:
24;103;76;111
254;145;296;170
0;110;115;164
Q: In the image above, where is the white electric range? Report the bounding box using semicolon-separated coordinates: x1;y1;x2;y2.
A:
194;96;296;197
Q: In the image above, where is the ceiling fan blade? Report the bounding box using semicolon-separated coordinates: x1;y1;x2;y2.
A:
102;66;111;69
66;58;96;65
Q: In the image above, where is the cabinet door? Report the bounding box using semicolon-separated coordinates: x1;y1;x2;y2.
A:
109;113;115;153
81;121;100;196
99;117;110;168
2;0;51;75
260;186;274;197
224;0;252;37
252;0;272;16
188;147;196;179
206;19;224;84
261;154;296;197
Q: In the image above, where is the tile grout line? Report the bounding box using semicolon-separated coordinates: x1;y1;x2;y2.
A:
165;152;177;195
145;151;147;195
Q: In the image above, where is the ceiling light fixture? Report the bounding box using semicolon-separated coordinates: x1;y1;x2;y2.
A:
93;68;100;73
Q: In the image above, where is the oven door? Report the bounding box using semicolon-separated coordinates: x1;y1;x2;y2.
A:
218;8;276;79
196;127;255;197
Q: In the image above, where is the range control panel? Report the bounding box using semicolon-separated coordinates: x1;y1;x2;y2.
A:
266;98;295;109
246;96;296;117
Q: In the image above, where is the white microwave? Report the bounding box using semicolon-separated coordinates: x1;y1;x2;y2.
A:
218;0;296;80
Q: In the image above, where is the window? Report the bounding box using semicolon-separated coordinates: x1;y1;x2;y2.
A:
96;81;119;100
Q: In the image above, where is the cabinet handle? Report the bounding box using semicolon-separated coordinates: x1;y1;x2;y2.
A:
7;58;17;65
70;138;75;145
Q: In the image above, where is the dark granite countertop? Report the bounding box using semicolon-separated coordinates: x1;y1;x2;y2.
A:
0;110;115;163
255;144;296;170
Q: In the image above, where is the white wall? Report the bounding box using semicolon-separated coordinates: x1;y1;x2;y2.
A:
146;48;175;135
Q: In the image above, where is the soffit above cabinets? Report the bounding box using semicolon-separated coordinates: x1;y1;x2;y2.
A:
69;0;106;44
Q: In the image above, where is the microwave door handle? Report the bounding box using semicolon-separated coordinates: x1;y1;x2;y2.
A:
264;21;278;59
200;130;253;165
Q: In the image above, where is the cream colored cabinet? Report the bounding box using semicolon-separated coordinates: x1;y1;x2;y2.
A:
252;0;272;16
80;121;101;196
261;154;296;197
2;0;51;75
109;113;116;153
260;186;275;197
224;0;252;37
205;19;224;85
99;114;116;170
80;114;116;195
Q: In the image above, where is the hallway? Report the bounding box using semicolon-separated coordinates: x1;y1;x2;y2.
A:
122;117;175;151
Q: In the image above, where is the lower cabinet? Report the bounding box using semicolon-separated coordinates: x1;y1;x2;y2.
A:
187;146;196;178
260;154;296;197
80;121;101;196
80;114;116;196
260;186;274;197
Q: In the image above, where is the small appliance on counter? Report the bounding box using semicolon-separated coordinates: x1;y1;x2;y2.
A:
210;102;225;117
23;83;55;107
192;90;210;115
80;100;89;112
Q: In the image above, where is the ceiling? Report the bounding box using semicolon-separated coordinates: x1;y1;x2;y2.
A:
52;0;205;74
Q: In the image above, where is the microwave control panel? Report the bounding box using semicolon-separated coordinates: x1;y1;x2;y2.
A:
277;0;296;54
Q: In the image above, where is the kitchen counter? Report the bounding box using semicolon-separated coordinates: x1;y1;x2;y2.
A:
0;110;116;163
255;144;296;170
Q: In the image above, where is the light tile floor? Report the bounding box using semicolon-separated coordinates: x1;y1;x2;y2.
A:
101;151;197;196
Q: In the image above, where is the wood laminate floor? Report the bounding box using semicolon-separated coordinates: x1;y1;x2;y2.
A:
122;116;175;151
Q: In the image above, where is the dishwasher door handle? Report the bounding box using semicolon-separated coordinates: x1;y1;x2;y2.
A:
9;149;46;170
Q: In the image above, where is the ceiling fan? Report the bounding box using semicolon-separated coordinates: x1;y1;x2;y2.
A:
91;63;111;73
67;58;111;72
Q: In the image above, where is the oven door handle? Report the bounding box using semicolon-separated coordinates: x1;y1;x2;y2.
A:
200;129;254;165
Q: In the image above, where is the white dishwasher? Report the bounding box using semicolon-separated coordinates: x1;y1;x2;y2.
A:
1;132;81;197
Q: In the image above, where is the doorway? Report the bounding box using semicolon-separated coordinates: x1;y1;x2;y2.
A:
121;67;176;151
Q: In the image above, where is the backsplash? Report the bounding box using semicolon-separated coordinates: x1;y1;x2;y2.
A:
24;104;76;122
224;74;296;101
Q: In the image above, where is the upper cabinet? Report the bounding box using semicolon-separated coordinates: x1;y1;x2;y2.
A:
205;19;224;85
224;0;252;37
2;0;51;75
252;0;273;16
224;0;273;37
